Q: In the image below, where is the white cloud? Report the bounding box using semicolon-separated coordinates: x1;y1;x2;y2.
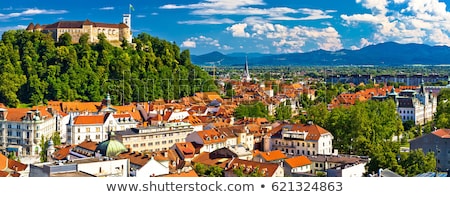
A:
221;45;234;50
181;36;228;49
99;7;114;11
136;15;146;18
0;8;68;20
246;22;342;53
226;23;250;37
350;38;373;50
0;25;27;32
181;40;196;48
178;18;234;25
151;13;158;16
342;0;450;47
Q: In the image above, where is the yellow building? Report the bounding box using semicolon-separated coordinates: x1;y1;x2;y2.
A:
26;14;132;45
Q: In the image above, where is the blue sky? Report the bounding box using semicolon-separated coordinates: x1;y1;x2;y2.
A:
1;0;450;55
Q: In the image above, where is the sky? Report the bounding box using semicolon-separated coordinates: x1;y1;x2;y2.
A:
1;0;450;55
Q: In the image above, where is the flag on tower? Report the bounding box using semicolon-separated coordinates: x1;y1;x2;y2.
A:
129;4;135;12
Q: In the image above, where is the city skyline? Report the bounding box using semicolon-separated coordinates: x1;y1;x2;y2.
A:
1;0;450;55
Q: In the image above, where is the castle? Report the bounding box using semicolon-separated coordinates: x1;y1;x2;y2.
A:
26;14;132;45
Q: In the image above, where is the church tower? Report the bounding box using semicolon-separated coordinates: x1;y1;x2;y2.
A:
242;56;251;82
123;14;132;43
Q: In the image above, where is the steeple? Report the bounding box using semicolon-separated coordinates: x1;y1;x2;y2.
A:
106;93;112;108
420;79;425;94
242;56;251;82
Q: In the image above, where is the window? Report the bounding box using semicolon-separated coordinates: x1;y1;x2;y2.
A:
302;143;305;147
86;128;90;133
133;144;138;148
96;127;100;132
17;125;20;129
140;143;146;147
148;142;153;146
78;128;81;133
162;141;167;144
96;135;100;139
312;144;315;148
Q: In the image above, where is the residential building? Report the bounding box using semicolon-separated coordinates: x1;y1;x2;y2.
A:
283;155;312;177
70;112;137;145
307;154;369;176
326;162;366;177
116;122;194;152
118;150;179;177
186;129;226;153
0;107;56;156
410;128;450;171
224;158;284;177
253;150;287;164
265;122;334;156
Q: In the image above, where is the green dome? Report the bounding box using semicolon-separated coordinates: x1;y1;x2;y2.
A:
95;132;127;157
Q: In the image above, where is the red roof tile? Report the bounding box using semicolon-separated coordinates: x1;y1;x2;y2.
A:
432;129;450;138
73;115;105;125
0;153;7;171
0;171;8;177
253;150;287;162
8;159;27;171
285;155;312;168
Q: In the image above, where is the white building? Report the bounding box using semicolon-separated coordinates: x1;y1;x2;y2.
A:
326;162;366;177
69;113;137;145
265;122;334;156
0;107;56;156
186;129;226;153
115;122;194;152
283;155;312;176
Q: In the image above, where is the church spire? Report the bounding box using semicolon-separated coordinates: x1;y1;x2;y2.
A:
242;56;251;82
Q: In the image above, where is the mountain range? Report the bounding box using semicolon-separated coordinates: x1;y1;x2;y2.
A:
190;42;450;66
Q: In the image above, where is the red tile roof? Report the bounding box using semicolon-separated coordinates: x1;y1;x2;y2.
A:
8;159;27;171
0;153;7;171
253;150;287;162
432;129;450;138
73;115;105;125
77;140;98;152
226;158;280;177
174;142;196;158
5;108;33;122
196;129;226;145
270;123;331;141
285;155;312;168
0;171;9;177
53;145;73;160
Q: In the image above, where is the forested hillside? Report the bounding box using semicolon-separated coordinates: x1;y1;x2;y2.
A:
0;30;217;107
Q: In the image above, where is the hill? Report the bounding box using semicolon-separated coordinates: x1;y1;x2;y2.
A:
0;30;217;107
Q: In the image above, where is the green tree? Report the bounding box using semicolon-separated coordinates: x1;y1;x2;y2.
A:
193;163;208;176
58;32;72;46
39;135;48;162
275;102;292;121
206;165;224;177
399;149;436;176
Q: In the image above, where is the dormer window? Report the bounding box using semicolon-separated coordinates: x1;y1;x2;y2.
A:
206;137;211;141
213;136;218;140
220;135;225;139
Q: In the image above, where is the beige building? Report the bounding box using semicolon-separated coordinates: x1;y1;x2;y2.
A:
116;122;195;153
26;14;132;45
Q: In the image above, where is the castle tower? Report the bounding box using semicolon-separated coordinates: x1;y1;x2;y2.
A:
123;14;132;43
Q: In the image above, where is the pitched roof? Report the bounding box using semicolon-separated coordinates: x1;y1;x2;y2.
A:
0;153;7;171
8;159;27;171
5;108;33;122
432;129;450;138
270;123;331;141
226;158;280;177
191;152;231;169
253;150;287;162
285;155;312;168
196;129;226;145
73;115;106;125
77;140;98;152
53;145;73;160
174;142;196;158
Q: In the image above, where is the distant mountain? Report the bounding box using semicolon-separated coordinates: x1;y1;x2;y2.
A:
191;42;450;66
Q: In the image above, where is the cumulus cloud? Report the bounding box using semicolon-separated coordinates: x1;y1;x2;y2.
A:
0;8;67;20
342;0;450;47
226;23;250;37
181;36;229;49
230;22;343;53
350;38;374;50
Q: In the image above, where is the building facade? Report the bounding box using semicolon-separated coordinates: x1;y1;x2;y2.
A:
116;122;195;153
265;122;334;156
0;107;56;156
410;129;450;171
